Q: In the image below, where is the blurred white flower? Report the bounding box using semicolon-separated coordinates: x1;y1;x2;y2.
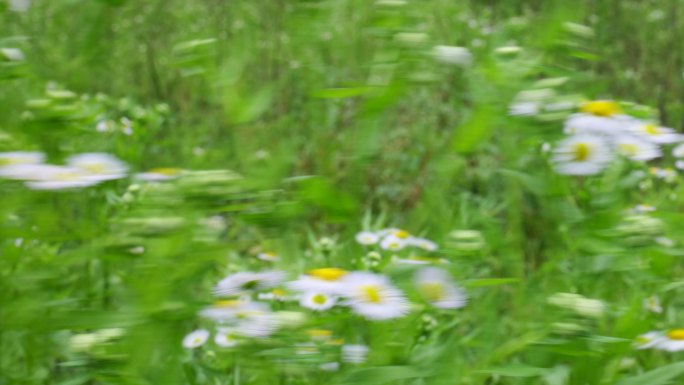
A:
67;153;128;181
355;231;380;245
135;168;181;182
214;271;285;297
257;251;280;262
408;237;438;251
319;362;340;372
552;134;613;175
631;204;656;214
199;300;268;322
0;151;44;169
673;143;684;158
414;267;467;309
23;165;100;190
0;47;25;61
509;101;541;116
649;167;677;182
341;344;369;363
300;292;337;311
643;296;663;314
182;329;210;349
563;114;631;136
615;135;661;161
379;230;411;250
629;122;682;144
432;45;472;66
338;272;409;320
636;329;684;352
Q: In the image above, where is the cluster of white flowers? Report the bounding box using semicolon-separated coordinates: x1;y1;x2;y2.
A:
355;228;437;252
183;258;467;350
0;151;186;190
547;292;605;318
551;100;683;175
0;152;128;190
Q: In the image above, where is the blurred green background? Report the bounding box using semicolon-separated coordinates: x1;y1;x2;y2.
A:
2;1;684;384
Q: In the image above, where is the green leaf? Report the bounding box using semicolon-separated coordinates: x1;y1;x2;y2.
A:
464;278;521;287
313;87;373;99
616;362;684;385
452;106;494;153
339;366;430;385
478;364;549;377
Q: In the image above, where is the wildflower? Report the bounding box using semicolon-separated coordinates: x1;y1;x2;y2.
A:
580;100;622;117
300;292;337;311
676;160;684;170
257;288;289;301
509;101;540;116
552;134;613;175
67;153;128;181
214;271;285;297
69;333;99;353
547;293;605;318
408;237;438;251
0;151;44;168
414;267;467;309
182;329;210;349
288;268;348;294
214;328;239;347
636;330;684;352
355;231;380;245
236;312;279;338
643;296;663;314
380;233;409;251
135;168;182;182
563;113;630;136
629;121;681;144
614;135;661;161
23;165;100;190
432;45;472;66
649;167;677;182
319;362;340;372
307;329;332;342
632;204;656;214
341;344;370;363
338;272;409;320
257;251;280;262
672;143;684;157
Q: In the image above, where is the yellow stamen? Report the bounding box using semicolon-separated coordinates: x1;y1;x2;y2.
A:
580;100;622;117
272;288;286;297
572;142;591;161
149;167;181;176
667;329;684;340
214;300;242;308
308;268;347;281
619;143;638;156
312;293;328;305
307;329;332;340
643;124;659;135
418;282;446;302
361;285;382;303
394;230;411;239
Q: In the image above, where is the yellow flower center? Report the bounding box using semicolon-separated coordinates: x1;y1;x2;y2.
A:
619;143;638;156
667;329;684;340
307;329;332;339
149;167;180;176
83;163;107;174
308;268;347;281
418;282;446;302
312;293;328;305
580;100;622;117
272;288;286;297
394;230;411;239
361;285;382;303
643;124;659;135
572;142;592;161
214;300;242;308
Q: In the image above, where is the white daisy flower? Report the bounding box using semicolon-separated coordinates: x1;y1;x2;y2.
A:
637;329;684;352
563;113;631;137
319;362;340;372
134;168;181;182
629;121;682;144
414;267;467;309
23;165;100;190
338;272;410;320
341;344;370;363
182;329;209;349
67;153;128;181
672;143;684;158
380;234;408;251
214;328;239;347
649;167;677;182
287;268;349;294
355;231;380;245
299;292;337;311
643;296;663;314
214;271;285;297
635;331;666;350
676;160;684;170
0;151;44;168
614;135;661;161
408;237;438;251
552;134;613;175
257;288;289;301
631;204;656;214
257;251;280;262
